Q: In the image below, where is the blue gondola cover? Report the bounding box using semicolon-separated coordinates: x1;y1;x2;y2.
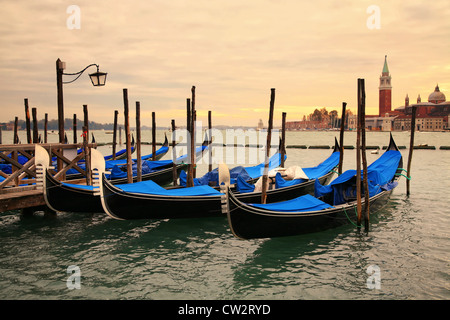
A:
314;150;402;205
248;194;333;212
116;179;222;196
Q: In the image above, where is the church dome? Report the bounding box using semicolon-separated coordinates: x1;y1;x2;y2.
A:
428;85;446;103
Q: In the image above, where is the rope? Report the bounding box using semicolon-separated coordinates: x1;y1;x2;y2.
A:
395;173;411;180
343;204;361;228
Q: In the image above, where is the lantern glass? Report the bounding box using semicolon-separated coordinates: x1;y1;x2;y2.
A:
89;71;107;86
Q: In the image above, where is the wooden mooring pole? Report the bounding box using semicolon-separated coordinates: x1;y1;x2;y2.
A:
281;112;286;168
123;89;133;184
112;110;118;160
208;110;213;173
359;79;370;231
186;98;193;187
261;88;275;204
44;113;48;143
83;105;89;143
73;114;77;144
24;99;32;144
171;119;178;186
56;59;65;145
338;102;347;175
83;125;92;185
152;112;156;161
83;105;91;185
14;117;19;144
136;101;142;182
191;86;196;179
32;108;38;143
356;81;363;227
406;106;417;196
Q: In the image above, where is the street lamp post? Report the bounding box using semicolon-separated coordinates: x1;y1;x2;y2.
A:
56;59;65;144
56;58;107;144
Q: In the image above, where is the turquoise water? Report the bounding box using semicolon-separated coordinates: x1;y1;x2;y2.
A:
0;130;449;300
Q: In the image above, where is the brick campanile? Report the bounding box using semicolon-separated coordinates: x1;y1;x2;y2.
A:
379;55;392;116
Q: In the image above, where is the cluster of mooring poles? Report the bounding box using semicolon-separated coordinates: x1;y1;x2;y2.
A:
256;80;415;233
14;98;94;183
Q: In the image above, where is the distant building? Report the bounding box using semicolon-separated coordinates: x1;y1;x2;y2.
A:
393;114;445;132
393;84;450;131
347;115;357;130
365;115;395;131
285;120;329;130
379;55;392;117
257;119;264;131
285;56;450;131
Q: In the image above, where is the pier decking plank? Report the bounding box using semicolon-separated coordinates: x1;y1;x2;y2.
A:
0;189;45;213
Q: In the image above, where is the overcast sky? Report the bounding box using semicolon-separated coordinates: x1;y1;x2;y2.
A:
0;0;449;127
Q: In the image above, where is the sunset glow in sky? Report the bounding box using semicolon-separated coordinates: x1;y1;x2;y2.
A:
0;0;449;128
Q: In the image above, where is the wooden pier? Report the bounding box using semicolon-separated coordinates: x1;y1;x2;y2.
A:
0;142;96;214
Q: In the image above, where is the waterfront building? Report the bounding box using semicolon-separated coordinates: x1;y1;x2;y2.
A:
393;85;450;131
285;56;449;131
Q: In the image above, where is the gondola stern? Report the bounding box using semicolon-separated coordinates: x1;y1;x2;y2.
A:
35;144;50;171
162;133;169;147
225;188;252;240
91;148;124;219
97;172;126;220
333;136;341;153
35;145;61;212
91;148;106;174
35;145;49;195
386;132;399;152
385;133;404;175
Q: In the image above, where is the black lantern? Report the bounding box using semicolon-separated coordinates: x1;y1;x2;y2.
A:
89;66;107;86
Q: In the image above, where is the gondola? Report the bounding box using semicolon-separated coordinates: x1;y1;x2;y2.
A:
180;138;339;192
105;135;210;185
102;134;169;162
103;134;136;161
178;142;287;188
224;134;403;239
34;136;210;213
74;134;138;162
63;134;139;180
95;139;341;220
228;138;340;203
102;134;169;169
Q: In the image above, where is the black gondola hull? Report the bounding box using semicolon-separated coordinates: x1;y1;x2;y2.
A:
44;170;103;213
226;133;403;239
100;169;336;220
231;170;335;204
227;189;393;239
101;175;223;220
98;140;340;220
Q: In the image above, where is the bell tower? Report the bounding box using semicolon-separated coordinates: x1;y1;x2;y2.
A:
379;55;392;116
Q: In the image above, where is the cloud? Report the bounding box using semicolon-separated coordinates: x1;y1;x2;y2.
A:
0;0;449;127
